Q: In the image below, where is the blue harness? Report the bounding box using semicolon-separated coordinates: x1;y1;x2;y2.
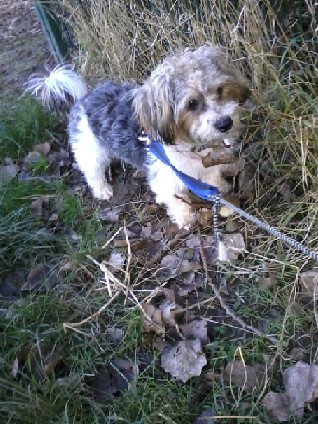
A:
138;132;219;200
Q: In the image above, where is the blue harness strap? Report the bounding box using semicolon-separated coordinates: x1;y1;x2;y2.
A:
148;140;219;200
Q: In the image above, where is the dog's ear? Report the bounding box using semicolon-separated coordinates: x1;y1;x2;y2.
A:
133;74;175;143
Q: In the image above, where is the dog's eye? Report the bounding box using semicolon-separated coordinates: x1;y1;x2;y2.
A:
216;86;223;99
188;99;199;111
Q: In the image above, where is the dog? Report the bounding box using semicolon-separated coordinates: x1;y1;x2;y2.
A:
25;45;253;228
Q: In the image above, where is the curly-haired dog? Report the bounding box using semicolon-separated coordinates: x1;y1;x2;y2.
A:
25;45;253;228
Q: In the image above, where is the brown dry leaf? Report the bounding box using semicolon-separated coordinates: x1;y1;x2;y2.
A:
161;339;207;382
263;391;290;422
141;304;165;336
180;319;208;344
283;361;318;419
23;151;42;170
289;347;306;361
218;195;240;218
105;327;124;344
263;361;318;422
258;263;278;290
299;269;318;295
0;164;19;184
89;360;137;402
226;219;242;233
98;206;123;222
224;360;266;391
13;343;62;382
30;196;49;217
59;260;75;273
159;254;199;280
108;252;125;272
278;182;295;203
33;142;51;156
57;373;82;389
21;264;59;292
218;233;246;262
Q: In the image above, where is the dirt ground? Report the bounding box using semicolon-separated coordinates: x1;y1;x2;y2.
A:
0;0;52;101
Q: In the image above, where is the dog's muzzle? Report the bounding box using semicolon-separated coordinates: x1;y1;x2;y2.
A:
214;116;233;133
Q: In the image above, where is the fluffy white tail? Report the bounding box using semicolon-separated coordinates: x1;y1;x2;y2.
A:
24;65;88;110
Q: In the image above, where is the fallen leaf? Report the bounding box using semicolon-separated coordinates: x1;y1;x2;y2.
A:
263;391;290;422
49;212;59;222
108;252;125;272
58;260;75;273
89;360;137;402
299;269;318;295
105;327;124;344
23;151;42;170
33;142;51;155
193;408;215;424
218;195;240;218
278;182;294;203
30;196;49;217
180;319;208;344
141;304;165;336
13;343;62;382
224;360;266;390
21;264;59;292
0;164;19;184
161;339;207;382
57;373;82;389
289;347;306;361
218;233;246;262
98;206;123;222
283;361;318;419
258;270;277;290
225;220;242;233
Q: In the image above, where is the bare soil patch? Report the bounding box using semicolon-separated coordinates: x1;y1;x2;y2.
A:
0;0;52;101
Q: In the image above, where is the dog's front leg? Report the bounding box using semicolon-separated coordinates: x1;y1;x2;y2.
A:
147;164;195;229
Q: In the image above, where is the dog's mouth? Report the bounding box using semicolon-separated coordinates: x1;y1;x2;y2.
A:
223;139;232;149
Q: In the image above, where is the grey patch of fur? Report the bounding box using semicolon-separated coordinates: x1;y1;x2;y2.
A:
69;81;147;169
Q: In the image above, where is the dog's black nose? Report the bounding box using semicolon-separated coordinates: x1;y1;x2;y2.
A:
214;116;233;133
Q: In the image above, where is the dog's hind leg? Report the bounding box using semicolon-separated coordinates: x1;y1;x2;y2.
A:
69;110;113;200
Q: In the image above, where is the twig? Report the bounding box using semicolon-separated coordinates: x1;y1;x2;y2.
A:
199;248;280;345
123;223;132;305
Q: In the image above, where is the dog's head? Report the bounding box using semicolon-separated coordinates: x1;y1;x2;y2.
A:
133;45;253;148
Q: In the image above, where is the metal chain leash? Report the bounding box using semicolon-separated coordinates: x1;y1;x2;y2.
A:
210;195;318;263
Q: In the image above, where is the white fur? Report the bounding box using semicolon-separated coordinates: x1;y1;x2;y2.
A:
190;100;242;146
70;109;113;200
147;144;231;228
25;65;88;109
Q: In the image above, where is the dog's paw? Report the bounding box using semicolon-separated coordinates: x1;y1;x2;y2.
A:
173;211;196;230
92;184;113;200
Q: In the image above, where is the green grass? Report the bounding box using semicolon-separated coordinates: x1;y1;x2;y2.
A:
0;96;58;161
